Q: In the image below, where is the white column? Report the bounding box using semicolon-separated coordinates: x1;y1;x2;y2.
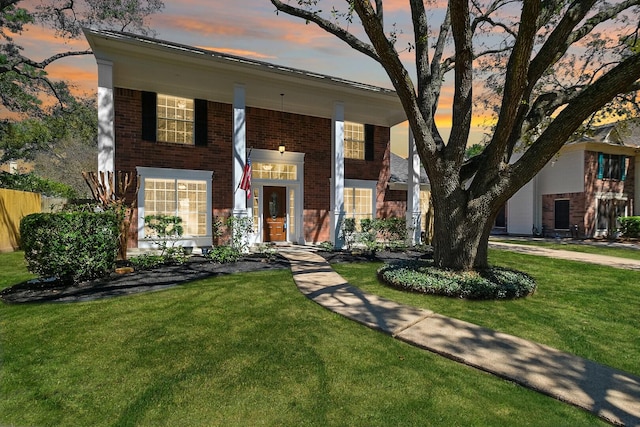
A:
97;59;114;175
406;130;421;245
331;102;345;249
635;156;640;216
232;84;249;217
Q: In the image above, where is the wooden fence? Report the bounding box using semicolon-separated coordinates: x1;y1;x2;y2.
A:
0;188;42;252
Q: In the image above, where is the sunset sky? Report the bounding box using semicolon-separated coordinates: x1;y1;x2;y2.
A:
13;0;489;156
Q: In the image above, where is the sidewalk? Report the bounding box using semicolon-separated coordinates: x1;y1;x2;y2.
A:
280;248;640;426
488;240;640;270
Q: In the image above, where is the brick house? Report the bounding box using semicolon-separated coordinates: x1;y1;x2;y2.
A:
506;121;640;238
84;29;420;249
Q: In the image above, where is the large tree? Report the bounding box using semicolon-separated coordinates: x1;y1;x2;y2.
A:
0;0;163;117
271;0;640;270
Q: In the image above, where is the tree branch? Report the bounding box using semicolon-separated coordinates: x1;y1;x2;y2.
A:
23;49;93;69
270;0;380;62
512;52;640;189
409;0;431;116
446;0;474;162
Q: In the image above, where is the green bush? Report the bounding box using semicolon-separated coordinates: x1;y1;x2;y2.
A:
143;214;190;264
0;171;77;198
341;218;356;249
206;245;241;264
20;211;119;283
128;254;166;270
378;260;536;300
619;216;640;238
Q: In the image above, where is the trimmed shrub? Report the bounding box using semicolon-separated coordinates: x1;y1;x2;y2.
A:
619;216;640;238
206;245;241;264
378;260;536;300
128;254;166;270
20;211;119;283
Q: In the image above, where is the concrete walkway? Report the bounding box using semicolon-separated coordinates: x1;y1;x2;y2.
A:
489;241;640;270
280;248;640;426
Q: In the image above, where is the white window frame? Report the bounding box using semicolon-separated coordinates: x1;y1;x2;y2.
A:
344;121;365;160
344;179;377;227
137;167;213;248
157;94;195;145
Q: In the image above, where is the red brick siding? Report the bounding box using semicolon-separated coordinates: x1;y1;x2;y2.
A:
541;193;587;237
583;151;635;236
114;89;399;245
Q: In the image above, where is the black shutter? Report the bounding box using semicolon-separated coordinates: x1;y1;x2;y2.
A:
364;124;374;161
141;91;157;142
194;99;208;147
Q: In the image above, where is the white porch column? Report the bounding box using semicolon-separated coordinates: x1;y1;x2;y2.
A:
635;155;640;216
97;59;114;174
232;84;249;217
406;130;421;245
331;102;345;249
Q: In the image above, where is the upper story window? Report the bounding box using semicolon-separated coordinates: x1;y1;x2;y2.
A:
141;91;208;146
597;153;627;181
157;94;194;144
344;121;365;160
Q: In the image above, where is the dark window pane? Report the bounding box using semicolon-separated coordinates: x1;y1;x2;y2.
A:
554;200;570;230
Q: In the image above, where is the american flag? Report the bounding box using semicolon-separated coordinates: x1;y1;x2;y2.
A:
239;155;252;199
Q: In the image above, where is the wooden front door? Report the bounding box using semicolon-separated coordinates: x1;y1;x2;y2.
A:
263;186;287;242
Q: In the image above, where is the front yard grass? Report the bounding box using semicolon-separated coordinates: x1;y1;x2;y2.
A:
0;251;605;426
334;249;640;376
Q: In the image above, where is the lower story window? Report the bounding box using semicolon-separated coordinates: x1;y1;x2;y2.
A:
554;199;570;230
144;178;208;236
344;186;373;229
597;198;627;231
137;167;212;245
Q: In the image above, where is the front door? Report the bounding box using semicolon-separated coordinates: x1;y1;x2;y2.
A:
263;186;286;242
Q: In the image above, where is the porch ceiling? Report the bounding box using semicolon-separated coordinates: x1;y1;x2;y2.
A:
85;29;407;127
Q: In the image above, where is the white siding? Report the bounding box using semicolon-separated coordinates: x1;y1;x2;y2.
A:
507;178;535;235
539;150;584;195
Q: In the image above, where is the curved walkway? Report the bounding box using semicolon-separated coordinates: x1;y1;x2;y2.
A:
280;248;640;426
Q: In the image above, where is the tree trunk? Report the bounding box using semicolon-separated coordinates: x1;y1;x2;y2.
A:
430;188;497;271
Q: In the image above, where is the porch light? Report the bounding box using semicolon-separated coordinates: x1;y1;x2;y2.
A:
279;93;285;155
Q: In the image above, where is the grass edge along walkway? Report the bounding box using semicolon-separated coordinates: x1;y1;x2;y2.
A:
280;248;640;427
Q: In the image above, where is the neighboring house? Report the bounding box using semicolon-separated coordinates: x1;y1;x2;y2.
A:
507;121;640;238
84;29;422;250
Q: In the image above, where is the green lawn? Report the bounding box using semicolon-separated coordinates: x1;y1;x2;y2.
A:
334;249;640;376
0;251;611;426
491;238;640;261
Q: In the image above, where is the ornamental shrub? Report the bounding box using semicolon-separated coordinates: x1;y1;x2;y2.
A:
378;260;536;300
206;245;241;264
619;216;640;238
20;211;119;283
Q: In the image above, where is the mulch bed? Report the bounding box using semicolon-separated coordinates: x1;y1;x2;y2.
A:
1;249;430;304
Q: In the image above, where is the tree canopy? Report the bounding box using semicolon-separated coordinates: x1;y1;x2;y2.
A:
0;0;164;117
271;0;640;270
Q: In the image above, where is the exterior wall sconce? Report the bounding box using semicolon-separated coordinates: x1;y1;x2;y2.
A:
279;94;285;155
